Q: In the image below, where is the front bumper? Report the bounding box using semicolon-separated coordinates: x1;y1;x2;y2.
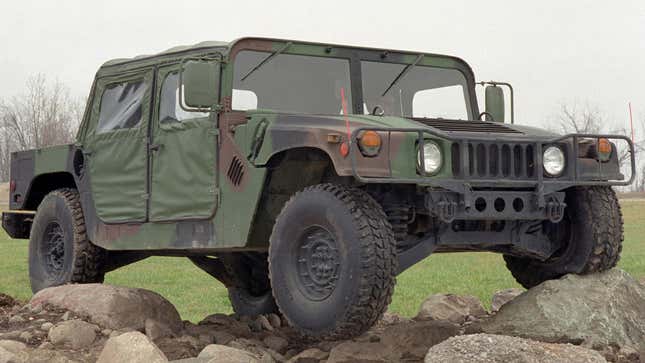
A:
350;127;635;219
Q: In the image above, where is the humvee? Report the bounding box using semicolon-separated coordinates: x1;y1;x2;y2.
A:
2;37;635;339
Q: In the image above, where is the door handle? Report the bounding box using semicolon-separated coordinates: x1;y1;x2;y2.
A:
149;144;162;152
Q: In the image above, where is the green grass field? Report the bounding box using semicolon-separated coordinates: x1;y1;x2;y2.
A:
2;200;644;322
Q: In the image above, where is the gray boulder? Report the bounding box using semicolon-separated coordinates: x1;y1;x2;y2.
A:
97;331;168;363
287;348;329;362
0;346;15;363
29;284;182;332
416;293;487;323
197;344;259;362
425;334;607;362
491;288;524;312
48;319;98;349
324;320;459;362
480;269;645;354
0;340;26;354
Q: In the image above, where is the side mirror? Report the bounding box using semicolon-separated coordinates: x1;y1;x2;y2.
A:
179;58;221;111
484;85;505;123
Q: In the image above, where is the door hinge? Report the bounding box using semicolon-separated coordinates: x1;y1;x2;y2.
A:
142;193;150;200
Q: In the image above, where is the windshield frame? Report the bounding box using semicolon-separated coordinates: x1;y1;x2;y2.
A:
225;38;479;118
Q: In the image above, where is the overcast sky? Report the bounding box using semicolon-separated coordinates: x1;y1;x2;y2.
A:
1;0;643;132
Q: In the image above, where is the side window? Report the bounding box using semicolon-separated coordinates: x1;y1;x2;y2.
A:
159;72;209;123
97;79;146;133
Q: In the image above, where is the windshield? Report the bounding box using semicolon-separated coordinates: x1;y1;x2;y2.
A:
361;61;471;120
233;50;353;114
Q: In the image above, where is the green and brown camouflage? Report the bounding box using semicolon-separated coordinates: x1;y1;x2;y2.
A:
2;37;636;267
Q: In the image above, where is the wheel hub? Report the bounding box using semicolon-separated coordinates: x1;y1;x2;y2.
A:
43;222;65;276
296;226;340;300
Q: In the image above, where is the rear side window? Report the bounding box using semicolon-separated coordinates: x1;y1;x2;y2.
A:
97;80;146;133
159;72;209;123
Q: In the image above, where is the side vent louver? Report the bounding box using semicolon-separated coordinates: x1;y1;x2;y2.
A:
227;156;244;186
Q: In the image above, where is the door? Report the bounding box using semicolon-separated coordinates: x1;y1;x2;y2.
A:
84;71;152;223
148;66;219;221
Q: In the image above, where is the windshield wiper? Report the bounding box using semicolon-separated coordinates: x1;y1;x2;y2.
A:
240;41;293;82
381;54;424;97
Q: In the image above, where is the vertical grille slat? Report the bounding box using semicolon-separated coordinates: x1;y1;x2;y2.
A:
451;141;538;180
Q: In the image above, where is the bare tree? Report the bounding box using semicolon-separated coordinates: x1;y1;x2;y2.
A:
0;75;83;181
554;101;645;190
555;102;603;134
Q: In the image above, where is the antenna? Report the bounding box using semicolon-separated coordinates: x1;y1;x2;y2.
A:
629;102;634;143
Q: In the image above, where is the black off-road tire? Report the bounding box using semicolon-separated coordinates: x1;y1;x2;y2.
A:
504;186;623;289
29;188;105;293
228;287;278;317
268;183;397;340
225;253;279;317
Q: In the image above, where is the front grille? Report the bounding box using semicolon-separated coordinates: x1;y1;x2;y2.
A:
451;142;536;179
410;118;523;134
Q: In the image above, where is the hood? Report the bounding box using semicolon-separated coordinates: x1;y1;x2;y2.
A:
342;115;560;139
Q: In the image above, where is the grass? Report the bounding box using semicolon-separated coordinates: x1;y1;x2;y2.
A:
2;200;644;322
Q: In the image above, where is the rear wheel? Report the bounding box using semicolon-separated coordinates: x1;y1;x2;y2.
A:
29;189;105;293
504;186;623;289
225;253;278;317
268;184;397;340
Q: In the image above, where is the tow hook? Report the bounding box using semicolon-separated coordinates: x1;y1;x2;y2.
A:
546;199;566;223
437;197;457;223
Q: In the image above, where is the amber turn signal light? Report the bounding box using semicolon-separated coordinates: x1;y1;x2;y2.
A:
358;131;382;157
597;138;612;161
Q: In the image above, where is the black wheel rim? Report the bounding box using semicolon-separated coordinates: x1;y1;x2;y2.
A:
42;221;65;277
295;226;340;301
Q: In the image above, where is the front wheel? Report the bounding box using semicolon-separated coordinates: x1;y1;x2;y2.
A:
504;186;623;289
268;184;397;340
29;189;105;293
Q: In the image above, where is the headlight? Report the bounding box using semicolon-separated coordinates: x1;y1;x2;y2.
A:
543;146;565;176
418;141;442;174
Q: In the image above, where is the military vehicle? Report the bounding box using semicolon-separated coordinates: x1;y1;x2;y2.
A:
2;37;635;339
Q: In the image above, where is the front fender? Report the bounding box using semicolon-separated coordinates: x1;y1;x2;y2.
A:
251;113;417;178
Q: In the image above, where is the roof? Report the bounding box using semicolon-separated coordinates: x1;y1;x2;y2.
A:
101;40;231;67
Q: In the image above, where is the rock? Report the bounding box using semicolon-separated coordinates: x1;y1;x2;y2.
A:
425;334;607;363
416;293;487;323
0;346;16;363
378;311;410;326
267;314;281;329
491;288;524;312
0;331;20;340
61;311;70;321
248;319;263;333
8;315;25;324
328;342;395;363
480;269;645;353
287;348;329;363
211;331;236;345
199;313;236;326
0;340;26;354
19;348;80;363
40;322;54;331
146;319;174;341
198;344;259;362
97;331;168;363
263;336;288;353
155;336;200;361
102;329;113;336
30;284;182;332
48;319;98;349
30;304;43;314
18;331;32;342
378;320;460;360
256;315;274;331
